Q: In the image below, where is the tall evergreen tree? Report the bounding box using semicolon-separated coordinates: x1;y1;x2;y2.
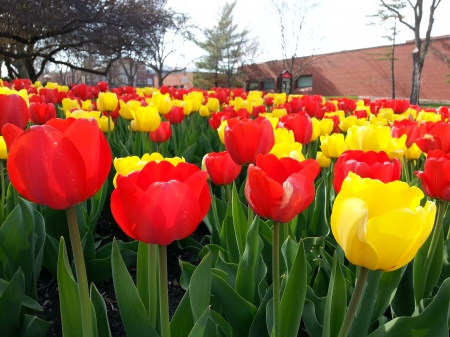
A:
193;1;249;88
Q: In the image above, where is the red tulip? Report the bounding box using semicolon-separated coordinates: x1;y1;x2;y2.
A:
245;154;319;222
279;112;313;145
39;88;59;104
0;94;30;134
111;161;210;245
166;106;185;124
391;120;427;148
29;102;56;125
150;121;172;143
333;150;401;193
209;111;231;130
415;150;450;201
224;118;274;165
415;122;450;154
252;105;266;118
204;151;241;185
2;118;111;209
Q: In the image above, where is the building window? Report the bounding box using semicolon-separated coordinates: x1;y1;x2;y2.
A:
147;78;153;86
262;79;275;90
248;80;259;90
296;75;312;88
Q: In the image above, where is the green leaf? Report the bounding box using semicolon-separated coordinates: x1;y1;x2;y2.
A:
136;242;158;326
391;262;415;317
235;216;263;303
220;202;240;264
111;239;159;337
170;290;195;337
369;277;450;337
209;309;232;337
231;182;248;258
90;283;112;337
323;253;347;337
281;236;297;277
187;308;211;337
280;240;308;337
211;272;257;336
302;300;323;337
248;286;273;337
16;314;51;337
181;143;198;162
308;177;330;237
413;223;444;304
42;234;60;277
189;253;212;321
349;270;383;337
0;269;25;337
0;198;35;287
0;277;42;311
371;268;403;321
57;237;83;337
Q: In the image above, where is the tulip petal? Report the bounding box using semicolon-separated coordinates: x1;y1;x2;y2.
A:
331;197;379;270
365;202;435;271
64;118;112;196
7;125;87;209
132;181;202;245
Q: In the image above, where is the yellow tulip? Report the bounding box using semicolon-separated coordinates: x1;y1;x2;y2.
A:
274;128;295;144
153;92;173;115
113;156;147;187
273;93;286;105
416;111;442;123
320;133;346;158
207;97;220;112
0;136;8;160
62;98;81;112
271;108;287;118
405;143;422;160
339;115;358;132
132;106;161;132
95;115;114;133
318;118;334;137
119;100;141;120
66;110;101;119
97;92;119;112
81;100;93;110
269;142;305;162
311;118;321;141
331;173;436;271
217;120;228;144
199;105;210;117
182;100;193;115
316;151;331;168
345;125;402;157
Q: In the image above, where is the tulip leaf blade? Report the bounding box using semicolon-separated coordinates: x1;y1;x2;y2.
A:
0;268;25;337
15;314;51;337
220;202;240;264
309;177;330;237
236;215;263;303
111;239;160;337
170;289;194;337
368;277;450;337
90;283;112;337
189;252;212;322
280;240;308;337
231;182;248;258
211;271;257;337
187;307;211;337
248;285;273;337
413;223;444;304
322;252;347;337
57;237;83;337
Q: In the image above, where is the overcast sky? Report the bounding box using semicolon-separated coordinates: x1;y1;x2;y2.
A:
166;0;450;68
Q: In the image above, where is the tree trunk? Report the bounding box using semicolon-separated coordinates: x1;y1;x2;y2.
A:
410;49;421;105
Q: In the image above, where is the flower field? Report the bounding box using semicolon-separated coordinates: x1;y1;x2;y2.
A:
0;78;450;337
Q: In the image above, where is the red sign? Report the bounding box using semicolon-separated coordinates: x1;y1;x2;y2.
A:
281;70;292;79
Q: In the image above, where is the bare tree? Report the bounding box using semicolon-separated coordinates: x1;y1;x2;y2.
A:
368;1;404;98
269;0;318;92
0;0;180;82
380;0;442;104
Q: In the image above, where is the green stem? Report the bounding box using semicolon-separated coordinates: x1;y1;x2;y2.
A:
338;267;369;337
149;244;159;327
65;205;93;337
402;158;411;184
224;184;232;204
0;160;5;224
419;199;446;299
156;142;161;155
272;221;281;337
158;245;171;337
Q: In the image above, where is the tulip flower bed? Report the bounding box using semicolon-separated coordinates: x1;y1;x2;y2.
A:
1;77;450;337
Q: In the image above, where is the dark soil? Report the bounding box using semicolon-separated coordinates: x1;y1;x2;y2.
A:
36;212;206;337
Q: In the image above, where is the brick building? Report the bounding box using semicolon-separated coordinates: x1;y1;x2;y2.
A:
241;35;450;101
